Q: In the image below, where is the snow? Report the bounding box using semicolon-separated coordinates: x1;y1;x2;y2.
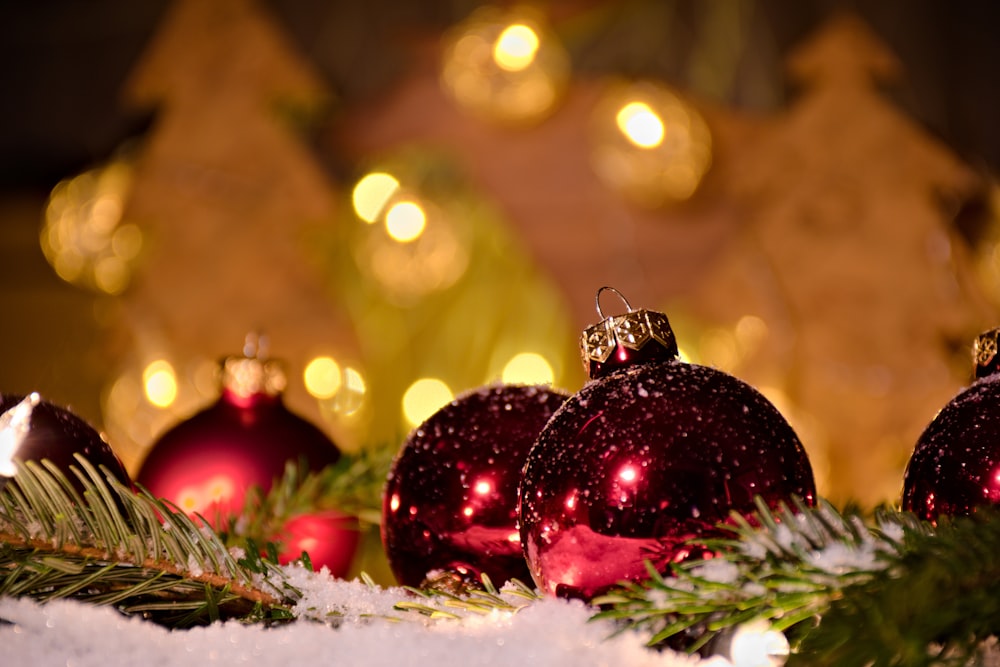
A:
0;566;719;667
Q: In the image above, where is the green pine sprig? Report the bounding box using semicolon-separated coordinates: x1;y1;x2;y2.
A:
792;509;1000;666
0;455;299;627
585;497;1000;665
585;497;907;653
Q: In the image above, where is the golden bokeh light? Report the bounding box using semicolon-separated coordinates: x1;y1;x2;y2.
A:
501;352;554;385
440;6;569;125
385;201;427;243
616;102;665;149
352;172;400;223
402;377;453;428
303;356;343;399
104;352;221;473
352;167;470;303
493;24;539;72
590;80;713;207
40;155;142;294
142;360;178;408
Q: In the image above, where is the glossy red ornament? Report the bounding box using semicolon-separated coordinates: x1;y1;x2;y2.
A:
519;288;816;600
902;327;1000;521
280;510;359;574
0;392;131;491
382;383;569;588
136;341;357;576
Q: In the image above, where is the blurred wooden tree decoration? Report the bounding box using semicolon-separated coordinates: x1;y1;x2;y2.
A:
680;13;995;507
113;0;358;460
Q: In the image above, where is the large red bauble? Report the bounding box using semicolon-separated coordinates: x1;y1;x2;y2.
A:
136;351;357;576
382;384;569;588
902;327;1000;521
0;392;131;489
136;392;340;519
518;290;816;600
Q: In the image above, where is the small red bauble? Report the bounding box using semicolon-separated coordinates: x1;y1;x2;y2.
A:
518;288;816;600
382;383;569;588
280;510;359;575
136;342;357;576
902;327;1000;521
0;392;131;491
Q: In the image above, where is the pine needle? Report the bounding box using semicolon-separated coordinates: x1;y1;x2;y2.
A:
590;498;911;654
0;455;296;627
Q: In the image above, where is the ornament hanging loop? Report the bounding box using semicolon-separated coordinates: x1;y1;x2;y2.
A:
595;286;633;320
581;288;679;379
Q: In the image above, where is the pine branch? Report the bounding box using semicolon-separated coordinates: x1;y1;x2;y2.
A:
792;509;1000;667
0;532;278;607
590;497;921;654
0;456;299;627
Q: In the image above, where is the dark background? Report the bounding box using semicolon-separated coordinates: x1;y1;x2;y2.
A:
0;0;998;194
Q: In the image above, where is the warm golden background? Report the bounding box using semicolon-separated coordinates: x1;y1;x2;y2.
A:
1;0;999;509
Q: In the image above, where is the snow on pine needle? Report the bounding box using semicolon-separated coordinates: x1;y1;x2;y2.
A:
590;496;926;653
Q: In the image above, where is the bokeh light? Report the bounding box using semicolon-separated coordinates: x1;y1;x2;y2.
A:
402;378;453;428
384;201;427;243
501;352;554;385
616;102;665;148
104;349;220;473
352;172;400;223
40;154;142;294
143;360;178;409
590;80;713;207
493;24;539;71
351;166;470;303
304;356;343;399
440;6;569;125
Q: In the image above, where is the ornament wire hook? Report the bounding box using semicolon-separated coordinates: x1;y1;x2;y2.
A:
595;286;633;319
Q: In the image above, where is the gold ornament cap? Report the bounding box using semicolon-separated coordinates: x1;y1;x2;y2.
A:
974;326;1000;380
580;286;679;379
220;333;287;400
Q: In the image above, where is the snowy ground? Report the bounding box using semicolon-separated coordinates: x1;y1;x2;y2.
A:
0;565;718;667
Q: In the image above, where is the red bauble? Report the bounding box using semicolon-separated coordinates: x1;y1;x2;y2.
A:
902;327;1000;521
281;510;359;574
382;383;569;588
0;392;130;490
136;346;358;576
518;289;816;600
